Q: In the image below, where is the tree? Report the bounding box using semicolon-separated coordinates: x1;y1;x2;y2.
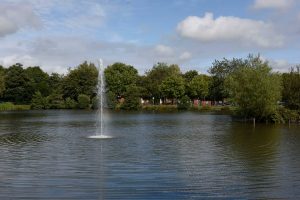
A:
144;63;181;102
183;70;198;82
226;56;282;121
0;70;5;97
31;91;47;109
65;97;77;109
178;95;191;110
47;91;65;109
104;62;138;98
187;75;210;100
77;94;90;109
208;57;245;102
62;61;98;100
3;63;34;104
25;66;50;97
282;66;300;110
121;85;142;110
160;75;185;104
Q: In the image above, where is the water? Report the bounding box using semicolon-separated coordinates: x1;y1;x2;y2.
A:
89;58;111;139
0;110;299;199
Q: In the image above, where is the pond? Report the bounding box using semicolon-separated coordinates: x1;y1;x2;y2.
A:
0;110;299;199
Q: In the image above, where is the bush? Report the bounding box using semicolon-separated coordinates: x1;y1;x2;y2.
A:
31;91;48;109
200;106;212;111
271;107;299;123
65;97;77;109
91;97;98;110
142;105;177;112
121;85;141;111
78;94;90;109
177;95;191;110
106;91;118;109
47;93;65;109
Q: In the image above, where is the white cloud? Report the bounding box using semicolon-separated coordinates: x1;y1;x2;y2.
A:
155;45;173;56
268;59;291;72
0;54;38;67
177;12;284;48
179;51;192;60
0;3;40;37
253;0;294;10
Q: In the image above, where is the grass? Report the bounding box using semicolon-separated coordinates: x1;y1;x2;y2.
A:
0;102;31;111
142;104;237;113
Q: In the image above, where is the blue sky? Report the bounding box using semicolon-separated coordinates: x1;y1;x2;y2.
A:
0;0;299;74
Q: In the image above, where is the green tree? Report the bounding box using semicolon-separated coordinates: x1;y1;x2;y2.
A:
282;66;300;110
0;70;5;97
47;92;65;109
31;91;47;109
106;91;118;109
62;61;98;100
226;56;282;121
144;63;181;102
187;75;210;100
177;95;191;110
121;85;142;110
183;70;198;82
25;66;50;97
77;94;90;109
64;97;77;109
160;75;185;104
3;63;34;104
104;62;138;98
208;58;245;102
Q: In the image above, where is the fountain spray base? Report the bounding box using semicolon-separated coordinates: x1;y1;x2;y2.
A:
88;135;113;139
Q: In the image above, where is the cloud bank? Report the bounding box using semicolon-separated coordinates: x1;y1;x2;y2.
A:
177;12;284;48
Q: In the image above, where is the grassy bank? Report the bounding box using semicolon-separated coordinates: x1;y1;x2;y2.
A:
0;102;31;111
142;105;236;113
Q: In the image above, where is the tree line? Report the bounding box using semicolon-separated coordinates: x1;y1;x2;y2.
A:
0;55;299;122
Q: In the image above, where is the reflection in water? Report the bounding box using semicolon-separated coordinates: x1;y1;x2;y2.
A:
0;111;299;199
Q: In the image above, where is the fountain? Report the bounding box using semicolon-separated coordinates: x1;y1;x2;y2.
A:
88;59;112;139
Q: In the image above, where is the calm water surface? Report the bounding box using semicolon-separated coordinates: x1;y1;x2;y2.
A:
0;110;299;199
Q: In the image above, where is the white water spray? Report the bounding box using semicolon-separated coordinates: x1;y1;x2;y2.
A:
88;59;112;139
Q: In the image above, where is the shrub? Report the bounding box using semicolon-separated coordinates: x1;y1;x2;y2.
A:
31;91;48;109
47;93;65;109
177;95;191;110
78;94;90;109
65;97;77;109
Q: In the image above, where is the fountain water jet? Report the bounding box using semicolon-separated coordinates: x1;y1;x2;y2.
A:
88;59;113;139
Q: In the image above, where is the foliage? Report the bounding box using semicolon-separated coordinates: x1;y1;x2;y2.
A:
0;102;30;111
77;94;90;109
226;56;282;121
177;95;191;110
31;91;48;109
0;70;5;97
121;85;142;110
183;70;198;82
187;75;210;100
25;66;50;97
62;61;98;100
159;75;185;102
271;107;299;123
282;66;300;110
208;57;245;101
65;97;77;109
104;62;138;97
3;63;34;104
142;105;178;112
106;91;118;109
47;92;65;109
144;63;181;100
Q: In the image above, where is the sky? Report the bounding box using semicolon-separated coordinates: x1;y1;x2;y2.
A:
0;0;299;74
